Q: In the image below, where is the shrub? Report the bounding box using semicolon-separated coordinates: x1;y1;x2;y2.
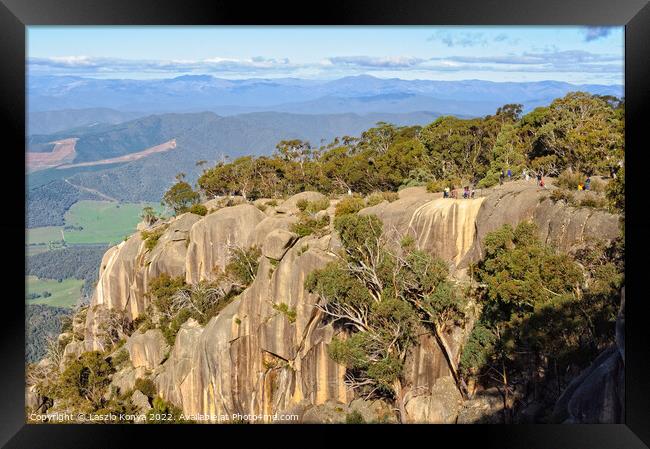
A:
225;245;261;286
549;189;576;205
298;198;330;214
141;225;169;251
273;302;297;323
365;192;386;207
56;351;114;409
335;196;365;217
579;194;607;209
556;170;585;190
148;274;186;317
256;203;267;212
346;410;366;424
188;204;207;216
290;215;330;237
426;180;447;193
590;178;606;193
134;378;157;399
266;199;278;207
111;348;130;369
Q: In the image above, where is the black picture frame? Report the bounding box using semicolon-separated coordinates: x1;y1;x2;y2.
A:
4;0;649;446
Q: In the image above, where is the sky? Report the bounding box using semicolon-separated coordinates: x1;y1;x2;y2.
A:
27;26;624;85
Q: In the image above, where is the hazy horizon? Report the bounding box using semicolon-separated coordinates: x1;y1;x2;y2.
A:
27;26;624;85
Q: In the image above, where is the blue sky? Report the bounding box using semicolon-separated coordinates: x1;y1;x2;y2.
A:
27;26;624;85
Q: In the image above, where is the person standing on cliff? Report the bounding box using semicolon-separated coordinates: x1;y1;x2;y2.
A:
585;176;591;191
443;186;450;198
536;173;542;186
507;168;512;180
500;170;505;185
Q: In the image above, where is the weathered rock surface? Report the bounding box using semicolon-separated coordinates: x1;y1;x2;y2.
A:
131;390;152;413
186;204;267;283
126;329;169;370
262;229;298;260
79;181;621;422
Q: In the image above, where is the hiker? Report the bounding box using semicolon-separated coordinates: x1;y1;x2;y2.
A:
536;173;542;186
507;168;512;180
443;186;450;198
578;182;584;191
585;177;591;191
523;168;529;181
471;187;476;198
540;176;545;188
463;186;469;199
499;170;505;185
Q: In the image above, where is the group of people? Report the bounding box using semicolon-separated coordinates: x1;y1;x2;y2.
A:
577;177;591;191
443;185;476;199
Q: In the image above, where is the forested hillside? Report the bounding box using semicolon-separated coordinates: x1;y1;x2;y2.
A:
26;245;108;298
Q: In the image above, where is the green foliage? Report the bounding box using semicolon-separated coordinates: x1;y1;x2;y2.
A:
134;378;157;399
549;189;576;205
460;221;624;419
335;196;365;216
555;170;585;190
225;245;262;286
191;93;622;204
606;166;624;214
425;180;447;193
272;302;297;323
346;410;366;424
141;224;168;251
56;351;114;410
290;215;330;237
111;348;130;369
579;194;608;209
365;191;398;206
297;197;330;214
147;396;190;423
162;181;200;215
307;213;464;410
459;323;497;376
148;273;186;317
188;203;208;216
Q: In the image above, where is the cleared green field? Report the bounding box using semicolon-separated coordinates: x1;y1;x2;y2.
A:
27;200;166;246
26;227;64;245
26;275;83;308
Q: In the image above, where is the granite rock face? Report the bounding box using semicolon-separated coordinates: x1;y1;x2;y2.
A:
77;182;621;422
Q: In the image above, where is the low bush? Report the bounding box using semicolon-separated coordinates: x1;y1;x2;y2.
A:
335;196;365;217
549;189;576;205
273;302;297;323
134;377;157;399
556;170;585;190
297;198;330;214
188;204;207;216
425;180;447;193
141;225;169;251
290;215;330;237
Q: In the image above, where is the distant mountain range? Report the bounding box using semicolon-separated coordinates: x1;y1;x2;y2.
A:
28;74;623;122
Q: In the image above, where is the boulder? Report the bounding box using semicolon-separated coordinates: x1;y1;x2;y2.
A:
276;191;327;214
457;388;506;424
125;329;169;370
262;229;298;260
405;376;462;423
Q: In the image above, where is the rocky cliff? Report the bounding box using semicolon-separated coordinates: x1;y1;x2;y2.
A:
60;181;620;423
